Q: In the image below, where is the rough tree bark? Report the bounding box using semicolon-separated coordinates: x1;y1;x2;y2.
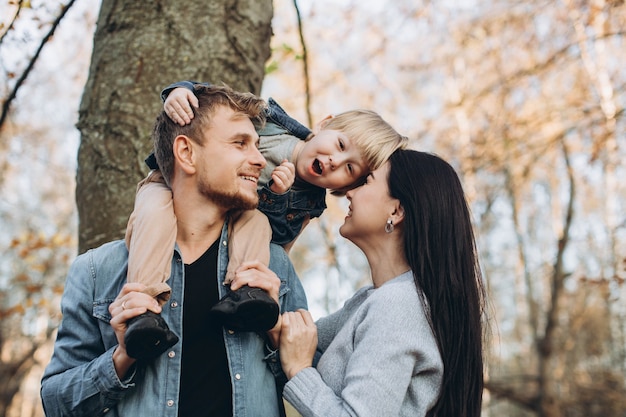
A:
76;0;273;253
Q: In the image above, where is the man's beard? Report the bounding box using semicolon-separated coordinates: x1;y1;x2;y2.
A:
197;179;258;211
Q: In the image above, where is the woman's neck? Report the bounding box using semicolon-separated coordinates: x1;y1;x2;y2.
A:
361;240;410;288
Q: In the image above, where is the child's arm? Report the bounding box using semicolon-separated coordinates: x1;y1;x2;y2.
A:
160;80;205;101
164;87;198;126
161;80;207;126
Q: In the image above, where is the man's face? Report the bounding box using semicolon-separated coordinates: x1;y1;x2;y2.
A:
295;128;368;190
196;106;266;210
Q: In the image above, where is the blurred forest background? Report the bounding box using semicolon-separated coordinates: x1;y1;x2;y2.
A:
1;0;625;416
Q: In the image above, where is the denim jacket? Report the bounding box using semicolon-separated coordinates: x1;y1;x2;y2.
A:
41;222;308;417
154;81;327;245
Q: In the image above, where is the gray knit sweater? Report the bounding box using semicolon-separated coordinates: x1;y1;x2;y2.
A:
282;271;443;417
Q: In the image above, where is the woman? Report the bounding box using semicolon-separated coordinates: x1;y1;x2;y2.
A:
278;149;486;417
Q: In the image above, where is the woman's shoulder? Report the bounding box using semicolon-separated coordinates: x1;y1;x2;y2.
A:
362;272;430;328
373;272;420;302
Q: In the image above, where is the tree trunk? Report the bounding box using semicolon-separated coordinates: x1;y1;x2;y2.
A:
76;0;272;253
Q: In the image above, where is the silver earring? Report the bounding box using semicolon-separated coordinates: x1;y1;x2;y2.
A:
385;219;394;233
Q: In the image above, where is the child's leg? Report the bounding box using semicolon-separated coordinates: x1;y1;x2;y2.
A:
125;170;176;305
225;209;272;284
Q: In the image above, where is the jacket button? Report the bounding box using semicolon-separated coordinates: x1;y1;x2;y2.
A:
167;400;174;407
235;373;241;380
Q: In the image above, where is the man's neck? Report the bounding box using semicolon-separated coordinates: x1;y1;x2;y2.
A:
174;194;227;265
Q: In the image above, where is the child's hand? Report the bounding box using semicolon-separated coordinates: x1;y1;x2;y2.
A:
164;88;198;126
270;160;295;194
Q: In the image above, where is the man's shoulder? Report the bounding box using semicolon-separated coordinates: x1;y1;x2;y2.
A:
82;239;128;258
267;243;298;282
267;243;307;310
74;240;128;271
268;243;291;266
65;240;129;300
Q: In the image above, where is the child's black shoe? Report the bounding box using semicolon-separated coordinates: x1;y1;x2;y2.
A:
124;311;179;360
210;285;279;332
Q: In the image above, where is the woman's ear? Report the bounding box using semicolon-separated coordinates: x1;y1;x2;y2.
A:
173;135;196;175
391;203;405;227
312;114;334;134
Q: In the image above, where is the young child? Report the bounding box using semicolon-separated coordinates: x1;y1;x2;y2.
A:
123;81;408;359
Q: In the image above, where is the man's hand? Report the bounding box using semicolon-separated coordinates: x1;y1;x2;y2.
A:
164;88;198;126
229;260;281;304
109;283;162;377
270;160;296;194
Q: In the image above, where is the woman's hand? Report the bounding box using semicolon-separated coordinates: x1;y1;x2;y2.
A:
164;88;198;126
280;310;317;379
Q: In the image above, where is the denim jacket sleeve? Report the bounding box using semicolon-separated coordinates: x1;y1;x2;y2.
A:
160;80;208;102
265;98;312;140
40;248;134;417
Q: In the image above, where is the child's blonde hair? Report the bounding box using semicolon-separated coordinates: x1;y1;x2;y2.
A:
323;109;408;195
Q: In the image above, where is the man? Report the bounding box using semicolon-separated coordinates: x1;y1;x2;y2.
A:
40;85;308;417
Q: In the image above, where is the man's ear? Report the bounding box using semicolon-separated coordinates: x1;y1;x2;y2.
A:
312;114;334;134
173;135;196;175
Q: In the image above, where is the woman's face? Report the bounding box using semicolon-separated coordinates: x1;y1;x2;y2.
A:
340;161;393;243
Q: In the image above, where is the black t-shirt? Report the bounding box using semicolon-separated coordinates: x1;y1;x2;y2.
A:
178;239;232;417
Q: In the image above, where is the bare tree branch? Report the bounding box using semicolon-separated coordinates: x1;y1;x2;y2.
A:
292;0;312;127
0;0;25;45
485;379;539;412
0;0;78;132
474;31;626;101
536;137;576;414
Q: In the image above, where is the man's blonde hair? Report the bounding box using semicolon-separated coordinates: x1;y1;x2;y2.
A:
153;84;266;186
323;109;408;195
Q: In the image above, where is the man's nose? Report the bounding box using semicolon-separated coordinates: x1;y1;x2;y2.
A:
251;146;266;168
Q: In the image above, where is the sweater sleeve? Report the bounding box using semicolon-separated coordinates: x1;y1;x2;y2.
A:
314;287;371;353
283;280;443;417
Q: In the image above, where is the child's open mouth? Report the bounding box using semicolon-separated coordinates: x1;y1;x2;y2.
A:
312;159;323;175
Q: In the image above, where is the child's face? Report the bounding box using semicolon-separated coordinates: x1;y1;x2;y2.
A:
295;128;368;190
